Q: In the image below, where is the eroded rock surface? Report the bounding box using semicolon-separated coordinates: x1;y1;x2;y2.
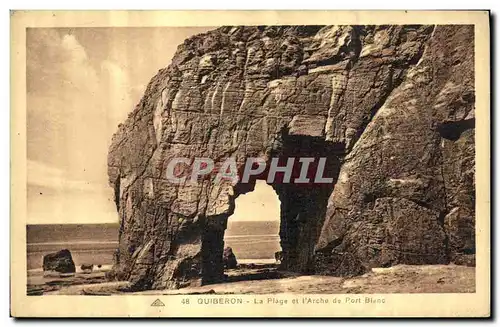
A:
108;25;475;289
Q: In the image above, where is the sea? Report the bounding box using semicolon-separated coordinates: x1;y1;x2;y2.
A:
26;221;281;271
225;220;281;264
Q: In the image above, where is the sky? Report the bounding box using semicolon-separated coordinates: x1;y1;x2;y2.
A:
27;27;280;224
229;181;280;223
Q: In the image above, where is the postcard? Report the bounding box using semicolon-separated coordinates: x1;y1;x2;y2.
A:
10;10;490;317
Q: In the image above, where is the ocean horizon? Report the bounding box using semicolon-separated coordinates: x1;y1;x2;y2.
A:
27;221;281;270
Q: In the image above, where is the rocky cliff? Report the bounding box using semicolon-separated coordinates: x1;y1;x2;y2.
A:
108;25;475;290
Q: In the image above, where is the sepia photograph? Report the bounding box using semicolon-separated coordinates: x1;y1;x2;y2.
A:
11;10;490;317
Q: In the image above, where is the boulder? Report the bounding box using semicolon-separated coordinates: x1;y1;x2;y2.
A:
80;264;94;273
43;249;76;274
275;251;283;263
223;247;238;269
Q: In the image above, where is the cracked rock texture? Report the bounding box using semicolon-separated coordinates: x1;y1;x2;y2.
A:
108;25;475;290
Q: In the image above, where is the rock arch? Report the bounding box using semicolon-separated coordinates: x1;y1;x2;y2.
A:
108;25;475;290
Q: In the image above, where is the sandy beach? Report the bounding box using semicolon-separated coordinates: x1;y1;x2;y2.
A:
30;263;475;296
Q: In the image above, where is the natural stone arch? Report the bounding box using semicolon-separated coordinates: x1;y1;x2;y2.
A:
108;25;475;290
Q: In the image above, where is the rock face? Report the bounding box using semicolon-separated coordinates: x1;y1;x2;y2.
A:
43;249;76;274
223;247;238;269
108;25;475;290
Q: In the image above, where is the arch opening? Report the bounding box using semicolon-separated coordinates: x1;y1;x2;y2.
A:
224;180;282;267
200;131;343;285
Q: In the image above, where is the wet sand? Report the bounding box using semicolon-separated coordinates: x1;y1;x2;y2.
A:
27;266;113;295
